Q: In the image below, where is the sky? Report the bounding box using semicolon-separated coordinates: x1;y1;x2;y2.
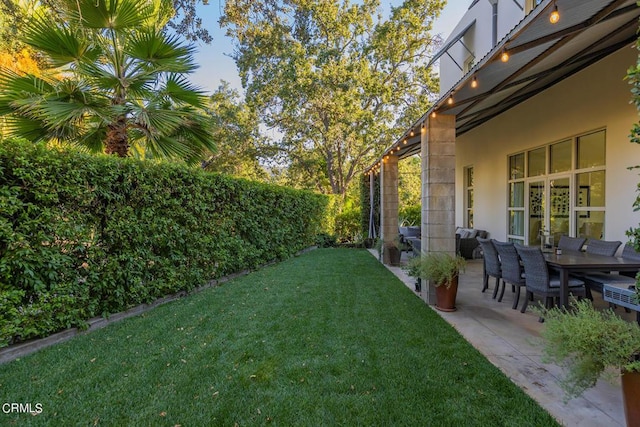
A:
188;1;472;95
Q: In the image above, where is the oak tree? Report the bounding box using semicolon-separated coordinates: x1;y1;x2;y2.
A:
221;0;443;195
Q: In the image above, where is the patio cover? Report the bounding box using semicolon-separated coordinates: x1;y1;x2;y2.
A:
365;0;640;171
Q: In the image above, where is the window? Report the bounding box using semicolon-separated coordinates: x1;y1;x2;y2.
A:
509;153;524;180
508;182;525;239
577;131;605;169
550;140;571;173
527;147;546;177
525;0;544;14
464;166;474;228
507;130;606;244
463;55;475;74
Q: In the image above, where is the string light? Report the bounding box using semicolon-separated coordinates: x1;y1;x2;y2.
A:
447;93;454;105
471;75;478;88
500;50;509;62
430;111;436;119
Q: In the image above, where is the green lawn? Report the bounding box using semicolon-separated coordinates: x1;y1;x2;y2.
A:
0;248;559;426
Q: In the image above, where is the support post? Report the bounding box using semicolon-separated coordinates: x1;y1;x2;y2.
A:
380;155;399;265
421;114;456;304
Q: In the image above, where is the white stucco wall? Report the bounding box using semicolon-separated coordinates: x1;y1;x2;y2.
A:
455;44;640;243
439;0;526;97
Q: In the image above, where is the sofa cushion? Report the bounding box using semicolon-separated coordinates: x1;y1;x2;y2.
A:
457;228;479;239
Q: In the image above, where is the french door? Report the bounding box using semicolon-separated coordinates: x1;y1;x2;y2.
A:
527;176;571;246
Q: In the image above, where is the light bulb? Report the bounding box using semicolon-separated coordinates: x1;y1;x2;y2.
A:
550;5;560;24
471;76;478;88
501;51;509;62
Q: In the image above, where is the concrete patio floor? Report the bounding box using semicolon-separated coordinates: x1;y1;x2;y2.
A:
369;249;629;427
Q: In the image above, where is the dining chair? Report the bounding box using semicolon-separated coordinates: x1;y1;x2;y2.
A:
619;244;640;282
515;244;586;321
492;240;526;310
584;239;622;256
582;243;639;299
581;239;622;299
621;243;640;262
557;235;586;252
477;238;501;296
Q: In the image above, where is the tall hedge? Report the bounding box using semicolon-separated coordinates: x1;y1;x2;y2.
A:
0;140;328;346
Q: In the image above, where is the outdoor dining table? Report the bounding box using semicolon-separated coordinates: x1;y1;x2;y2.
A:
543;250;640;308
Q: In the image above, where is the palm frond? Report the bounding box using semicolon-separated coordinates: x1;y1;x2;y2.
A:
22;17;95;68
131;103;185;137
130;131;192;160
0;70;54;119
174;107;216;152
2;116;49;142
0;69;55;99
76;60;125;92
76;121;108;153
127;31;197;74
65;0;154;30
162;74;208;109
129;102;215;163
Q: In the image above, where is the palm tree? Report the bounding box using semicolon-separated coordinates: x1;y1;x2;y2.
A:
0;0;215;163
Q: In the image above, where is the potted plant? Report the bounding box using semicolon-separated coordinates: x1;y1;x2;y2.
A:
536;299;640;425
383;241;401;266
405;252;466;312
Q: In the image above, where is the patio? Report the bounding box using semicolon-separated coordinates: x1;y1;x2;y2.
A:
373;249;631;427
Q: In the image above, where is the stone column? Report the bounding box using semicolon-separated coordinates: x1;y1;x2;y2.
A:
380;155;399;265
421;114;456;303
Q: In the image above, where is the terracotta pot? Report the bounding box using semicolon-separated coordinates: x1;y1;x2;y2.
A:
383;245;401;266
435;275;459;312
621;368;640;427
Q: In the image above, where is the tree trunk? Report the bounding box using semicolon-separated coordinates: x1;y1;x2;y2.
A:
105;116;129;157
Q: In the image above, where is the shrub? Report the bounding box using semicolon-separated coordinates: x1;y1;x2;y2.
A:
314;233;338;248
536;299;640;399
399;205;421;226
405;253;466;287
0;139;328;346
334;207;362;243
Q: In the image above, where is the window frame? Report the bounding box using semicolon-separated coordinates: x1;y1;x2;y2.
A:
507;129;606;244
464;166;474;228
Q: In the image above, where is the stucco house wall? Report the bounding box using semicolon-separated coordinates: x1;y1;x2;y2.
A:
439;0;527;97
455;44;640;242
